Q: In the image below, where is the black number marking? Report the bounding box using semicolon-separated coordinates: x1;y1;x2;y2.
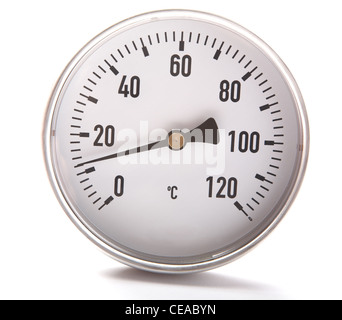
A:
170;54;192;77
238;131;249;152
114;175;124;197
219;80;241;102
207;176;213;198
216;177;226;198
94;125;115;147
118;75;140;98
228;131;260;153
206;176;238;198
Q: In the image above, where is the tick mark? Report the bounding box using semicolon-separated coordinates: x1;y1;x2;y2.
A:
225;45;232;55
104;60;119;75
213;41;224;60
88;78;97;85
213;50;221;60
132;41;138;50
70;132;89;138
232;50;239;59
244;60;252;68
85;167;95;173
88;191;97;198
93;72;101;79
88;96;98;104
256;192;265;198
252;197;260;205
254;73;263;80
239;55;246;63
266;94;276;100
179;40;185;51
264;140;275;146
111;54;118;63
99;196;114;210
80;93;98;104
255;174;273;184
259;79;268;86
79;132;90;137
247;204;254;211
234;201;243;211
259;102;278;111
140;38;149;57
93;197;101;204
242;72;252;81
259;104;270;111
255;174;266;181
265;140;284;146
234;201;251;220
117;49;124;58
110;66;119;75
142;46;149;57
179;32;184;51
77;166;95;176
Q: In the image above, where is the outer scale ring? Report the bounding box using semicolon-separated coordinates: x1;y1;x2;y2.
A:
43;10;309;273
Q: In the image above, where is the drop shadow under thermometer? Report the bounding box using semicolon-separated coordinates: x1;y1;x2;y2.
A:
43;10;309;273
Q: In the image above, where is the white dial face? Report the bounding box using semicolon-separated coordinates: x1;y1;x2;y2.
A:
45;11;308;272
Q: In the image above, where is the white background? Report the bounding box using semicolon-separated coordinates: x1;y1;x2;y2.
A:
1;0;341;300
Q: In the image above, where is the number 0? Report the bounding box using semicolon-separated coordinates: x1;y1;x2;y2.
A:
114;175;124;197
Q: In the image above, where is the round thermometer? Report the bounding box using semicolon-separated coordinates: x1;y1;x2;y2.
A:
43;10;309;273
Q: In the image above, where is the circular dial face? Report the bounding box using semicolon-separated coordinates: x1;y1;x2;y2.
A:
44;10;309;273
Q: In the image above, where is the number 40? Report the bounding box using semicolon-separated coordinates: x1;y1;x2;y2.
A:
118;75;140;98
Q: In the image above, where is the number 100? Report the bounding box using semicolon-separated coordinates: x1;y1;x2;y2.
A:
228;130;260;153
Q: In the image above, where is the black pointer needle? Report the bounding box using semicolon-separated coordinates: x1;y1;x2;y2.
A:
75;117;219;168
75;139;169;168
187;117;219;145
